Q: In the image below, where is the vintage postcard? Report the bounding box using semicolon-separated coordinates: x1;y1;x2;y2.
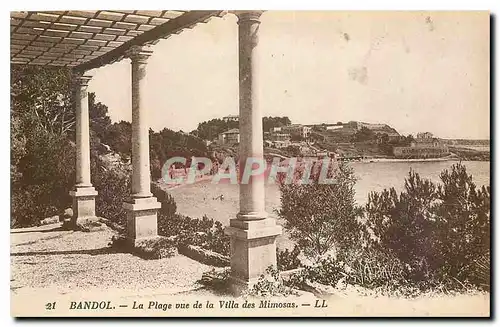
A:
10;10;490;317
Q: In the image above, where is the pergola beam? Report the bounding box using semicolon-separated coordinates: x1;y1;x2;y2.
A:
75;10;222;72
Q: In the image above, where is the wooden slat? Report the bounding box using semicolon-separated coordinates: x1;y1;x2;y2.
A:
97;11;125;21
136;10;163;17
58;15;87;25
88;18;114;28
102;27;126;36
123;14;150;24
75;10;222;72
10;10;225;68
11;12;29;19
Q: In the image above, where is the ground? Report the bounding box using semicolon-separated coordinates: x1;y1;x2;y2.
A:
10;222;490;317
11;223;214;297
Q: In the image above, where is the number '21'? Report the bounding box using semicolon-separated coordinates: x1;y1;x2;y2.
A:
45;302;56;310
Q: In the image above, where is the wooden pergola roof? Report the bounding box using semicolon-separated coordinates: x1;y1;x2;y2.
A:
10;10;225;72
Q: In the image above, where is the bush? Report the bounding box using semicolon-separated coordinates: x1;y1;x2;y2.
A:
11;128;75;227
287;248;442;297
151;182;177;217
199;268;231;293
364;163;490;290
276;161;363;259
245;266;298;297
277;246;302;271
435;164;490;283
158;211;230;256
365;170;440;281
91;155;130;227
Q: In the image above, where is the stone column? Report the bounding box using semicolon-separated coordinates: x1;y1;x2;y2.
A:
123;45;161;246
225;11;282;294
69;74;98;227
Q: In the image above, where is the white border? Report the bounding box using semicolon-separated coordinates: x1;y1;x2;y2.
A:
2;0;497;325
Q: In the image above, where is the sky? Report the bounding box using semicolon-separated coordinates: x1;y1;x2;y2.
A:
87;11;490;139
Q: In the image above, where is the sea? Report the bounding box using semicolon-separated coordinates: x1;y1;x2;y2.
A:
169;160;490;225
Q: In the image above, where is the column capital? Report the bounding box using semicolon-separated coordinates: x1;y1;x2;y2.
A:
126;45;153;64
73;74;92;87
232;10;264;24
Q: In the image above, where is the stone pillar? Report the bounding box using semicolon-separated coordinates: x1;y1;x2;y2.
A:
69;74;98;227
225;11;282;294
123;45;161;245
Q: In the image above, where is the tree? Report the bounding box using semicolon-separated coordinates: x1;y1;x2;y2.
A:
434;164;490;280
10;65;115;227
352;126;375;142
102;120;132;155
262;116;291;132
365;170;440;280
277;162;363;259
193;118;238;141
11;65;74;136
364;163;490;287
88;92;112;142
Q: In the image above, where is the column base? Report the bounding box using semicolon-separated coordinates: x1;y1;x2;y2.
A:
123;197;161;245
236;211;268;221
228;275;261;295
69;186;98;228
225;218;282;295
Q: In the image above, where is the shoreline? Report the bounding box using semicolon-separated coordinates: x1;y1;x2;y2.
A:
357;157;457;163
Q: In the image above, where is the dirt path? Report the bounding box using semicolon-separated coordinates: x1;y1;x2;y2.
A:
11;223;213;296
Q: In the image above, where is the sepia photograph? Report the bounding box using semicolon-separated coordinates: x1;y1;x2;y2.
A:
9;8;491;318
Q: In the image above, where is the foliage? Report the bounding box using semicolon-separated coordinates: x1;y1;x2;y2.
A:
283;145;301;157
151;183;177;217
262;116;291;132
11;65;74;136
192;118;239;140
244;266;298;297
101;120;132;156
154;185;229;256
91;154;130;227
149;128;209;179
277;246;302;271
11;116;26;185
352;127;375;142
290;134;304;142
192;116;291;140
158;213;230;256
276;161;363;259
434;164;490;283
11;65;119;228
11;128;75;227
199;268;232;293
364;163;490;289
88;93;112;142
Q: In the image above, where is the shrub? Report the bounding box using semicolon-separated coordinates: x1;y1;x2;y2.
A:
11;128;75;227
364;163;490;290
158;213;230;256
365;170;440;281
276;161;363;259
337;248;409;289
244;266;298;297
91;155;130;227
277;246;302;271
434;164;490;283
286;248;430;296
199;268;231;293
151;182;177;217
